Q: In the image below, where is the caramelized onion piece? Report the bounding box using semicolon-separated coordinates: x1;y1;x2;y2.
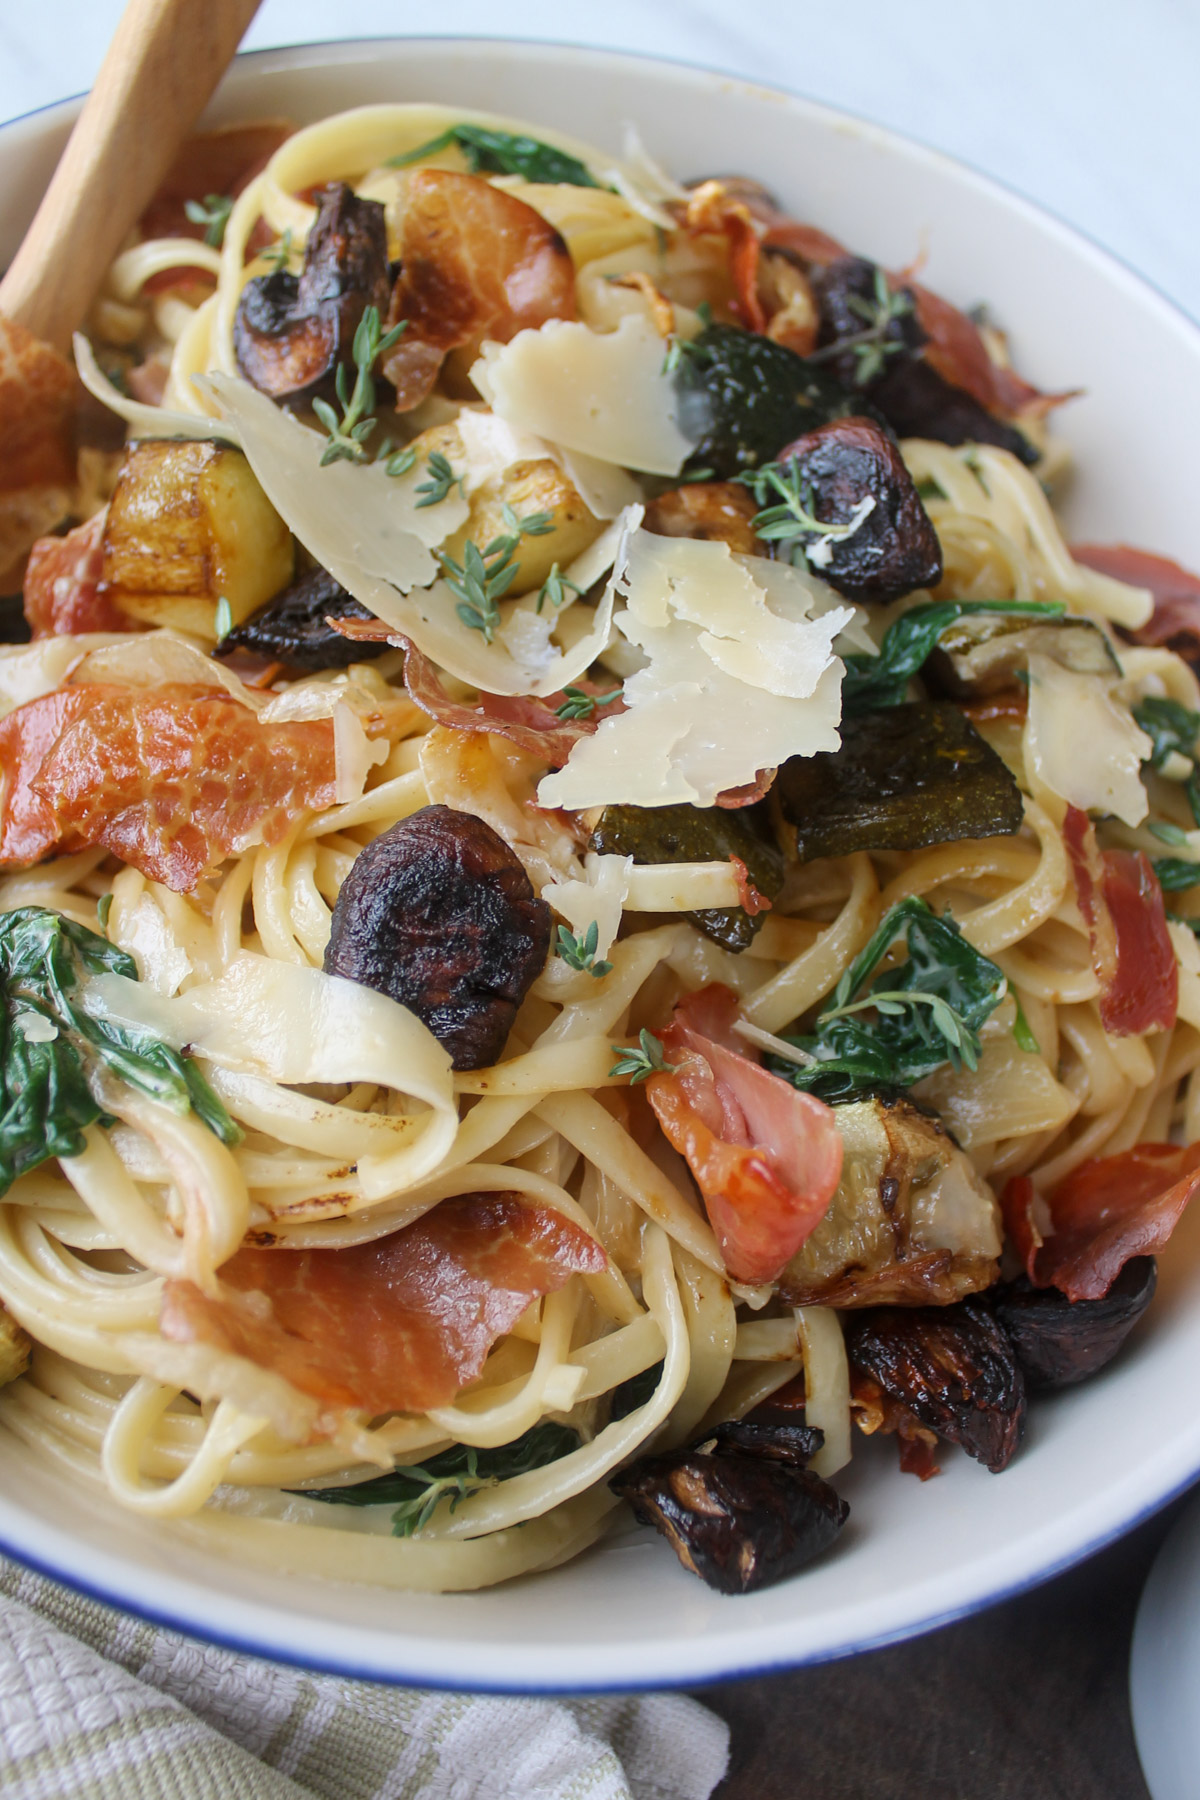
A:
323;804;551;1071
234;183;390;402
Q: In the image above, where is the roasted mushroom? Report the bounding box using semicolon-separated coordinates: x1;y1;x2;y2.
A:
844;1298;1026;1472
643;481;761;555
217;566;389;673
990;1257;1157;1390
775;700;1024;862
778;1096;1002;1309
323;805;551;1071
234;183;391;402
610;1419;848;1594
588;800;783;951
812;257;1038;466
771;417;942;602
672;322;884;478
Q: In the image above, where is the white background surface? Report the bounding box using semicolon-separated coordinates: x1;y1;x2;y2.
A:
0;0;1196;324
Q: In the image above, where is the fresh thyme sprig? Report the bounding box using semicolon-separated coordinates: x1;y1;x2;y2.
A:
389;1450;494;1537
553;685;622;722
258;229;294;272
807;266;915;385
311;306;408;467
609;1029;678;1083
415;450;464;507
661;301;713;376
384;446;418;478
440;507;555;641
537;563;583;614
184;193;234;249
555;921;613;979
816;988;983;1072
736;458;875;570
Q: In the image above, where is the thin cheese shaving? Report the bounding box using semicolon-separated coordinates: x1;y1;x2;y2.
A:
472;314;693;476
538;530;848;810
1025;652;1153;828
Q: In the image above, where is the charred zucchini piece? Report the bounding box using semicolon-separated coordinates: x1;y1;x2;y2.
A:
218;567;388;673
673;322;883;478
990;1257;1156;1391
610;1423;848;1594
844;1298;1026;1472
101;439;294;642
927;612;1120;699
588;801;783;951
776;701;1024;862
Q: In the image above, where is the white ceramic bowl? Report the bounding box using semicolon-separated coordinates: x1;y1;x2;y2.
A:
3;38;1200;1694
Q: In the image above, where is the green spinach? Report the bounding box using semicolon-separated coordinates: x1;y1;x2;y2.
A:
842;600;1065;715
291;1421;581;1534
770;896;1009;1103
1134;695;1200;828
0;907;239;1194
388;125;601;189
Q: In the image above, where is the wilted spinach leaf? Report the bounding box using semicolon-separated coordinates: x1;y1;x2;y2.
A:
389;124;601;188
0;906;239;1193
770;896;1008;1103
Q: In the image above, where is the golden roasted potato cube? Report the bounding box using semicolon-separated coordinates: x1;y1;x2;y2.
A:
0;1302;30;1388
442;458;605;598
102;439;294;641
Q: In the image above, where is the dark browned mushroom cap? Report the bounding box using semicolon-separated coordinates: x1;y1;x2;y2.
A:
813;257;1038;466
323;805;551;1071
990;1258;1157;1391
843;1299;1026;1472
610;1439;848;1594
234;183;390;402
216;566;389;674
772;416;942;601
705;1417;825;1467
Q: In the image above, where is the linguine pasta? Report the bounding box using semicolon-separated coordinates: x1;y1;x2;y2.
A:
1;101;1198;1596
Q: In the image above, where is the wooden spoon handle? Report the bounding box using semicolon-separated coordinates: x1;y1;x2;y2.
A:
0;0;262;351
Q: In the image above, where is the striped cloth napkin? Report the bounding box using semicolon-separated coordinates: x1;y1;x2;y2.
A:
0;1560;729;1800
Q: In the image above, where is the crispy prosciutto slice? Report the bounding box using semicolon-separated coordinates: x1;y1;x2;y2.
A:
1063;804;1177;1035
23;512;131;638
1073;543;1200;670
382;170;577;409
646;984;843;1284
0;682;340;890
1002;1143;1200;1302
160;1192;605;1417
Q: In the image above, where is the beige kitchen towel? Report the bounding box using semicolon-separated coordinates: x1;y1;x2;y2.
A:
0;1559;729;1800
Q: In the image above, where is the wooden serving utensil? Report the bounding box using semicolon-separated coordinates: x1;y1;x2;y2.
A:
0;0;262;351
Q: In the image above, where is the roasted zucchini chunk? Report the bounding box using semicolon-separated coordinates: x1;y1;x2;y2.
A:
672;322;884;478
812;256;1039;466
779;1095;1002;1308
771;417;943;602
776;700;1024;862
234;183;391;402
217;566;387;673
588;800;783;952
990;1258;1156;1391
610;1419;848;1594
101;439;294;641
927;612;1121;700
844;1298;1026;1472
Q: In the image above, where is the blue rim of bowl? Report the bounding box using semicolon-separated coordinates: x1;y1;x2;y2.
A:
2;33;1200;1692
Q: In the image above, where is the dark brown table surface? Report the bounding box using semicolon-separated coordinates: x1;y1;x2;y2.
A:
697;1490;1193;1800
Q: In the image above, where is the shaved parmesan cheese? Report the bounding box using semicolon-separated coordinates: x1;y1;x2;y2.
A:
472;314;693;476
557;446;644;521
199;374;460;582
74;333;236;443
1025;652;1153;828
538;531;848;810
0;635;127;718
541;853;632;960
331;700;390;803
72;630;261;708
453;408;553;492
